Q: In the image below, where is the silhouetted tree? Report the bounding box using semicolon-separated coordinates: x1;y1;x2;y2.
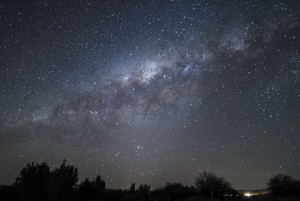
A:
78;175;105;200
194;171;231;199
47;159;78;201
137;184;150;200
78;178;95;200
138;184;150;195
94;175;106;197
267;174;300;197
13;162;50;201
129;183;135;195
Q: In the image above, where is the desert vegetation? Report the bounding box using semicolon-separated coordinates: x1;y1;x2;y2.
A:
0;160;299;201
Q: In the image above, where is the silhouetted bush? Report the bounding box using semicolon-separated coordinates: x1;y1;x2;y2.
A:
194;171;232;199
13;162;50;201
47;159;78;201
137;183;150;195
152;183;196;201
78;176;105;200
12;160;78;201
267;174;300;197
136;184;151;200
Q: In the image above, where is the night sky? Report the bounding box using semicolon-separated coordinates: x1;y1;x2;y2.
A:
1;0;300;190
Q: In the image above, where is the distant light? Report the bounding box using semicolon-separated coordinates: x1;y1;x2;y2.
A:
244;193;251;197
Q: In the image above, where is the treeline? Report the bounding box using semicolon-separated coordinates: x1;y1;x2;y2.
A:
0;160;199;201
0;160;299;201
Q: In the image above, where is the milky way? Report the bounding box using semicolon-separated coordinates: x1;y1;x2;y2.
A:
1;0;300;190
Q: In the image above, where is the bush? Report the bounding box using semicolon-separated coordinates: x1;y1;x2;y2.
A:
267;174;300;197
194;171;232;199
13;160;78;201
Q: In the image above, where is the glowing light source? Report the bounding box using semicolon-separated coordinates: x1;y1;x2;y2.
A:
244;193;252;197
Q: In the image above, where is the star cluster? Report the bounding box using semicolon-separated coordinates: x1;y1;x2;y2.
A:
0;0;300;190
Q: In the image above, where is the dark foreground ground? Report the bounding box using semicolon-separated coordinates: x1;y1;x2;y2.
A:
180;196;300;201
223;195;300;201
160;195;300;201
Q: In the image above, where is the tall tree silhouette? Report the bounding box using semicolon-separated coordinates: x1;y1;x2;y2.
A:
94;175;106;196
13;162;50;201
129;183;135;195
47;159;78;201
137;184;150;201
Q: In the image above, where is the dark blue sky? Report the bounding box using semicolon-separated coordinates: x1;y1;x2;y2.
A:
1;0;299;190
